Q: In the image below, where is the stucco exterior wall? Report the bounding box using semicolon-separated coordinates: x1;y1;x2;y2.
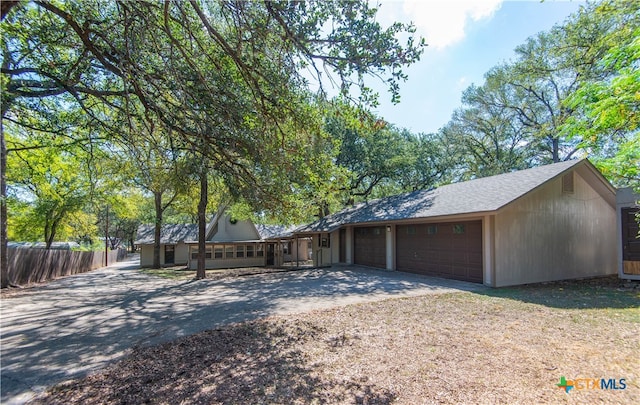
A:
494;171;616;287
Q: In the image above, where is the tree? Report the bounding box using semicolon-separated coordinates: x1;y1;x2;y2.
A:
1;1;129;286
5;136;91;248
327;106;411;204
441;82;536;179
2;0;426;284
561;0;640;188
395;131;459;190
113;116;192;269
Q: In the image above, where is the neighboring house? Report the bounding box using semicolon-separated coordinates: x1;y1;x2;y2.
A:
135;223;197;267
135;212;310;269
616;187;640;281
294;159;617;287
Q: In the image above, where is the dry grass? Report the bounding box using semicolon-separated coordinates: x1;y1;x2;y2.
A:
30;278;640;404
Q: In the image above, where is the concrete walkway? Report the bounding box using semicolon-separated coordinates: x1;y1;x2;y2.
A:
0;257;485;404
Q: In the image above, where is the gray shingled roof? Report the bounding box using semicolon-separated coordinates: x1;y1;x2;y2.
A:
135;223;297;245
135;224;198;245
254;224;298;239
295;159;586;234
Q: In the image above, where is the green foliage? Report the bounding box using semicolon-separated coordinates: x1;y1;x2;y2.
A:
5;134;92;246
560;1;640;187
2;0;425;239
323;100;455;205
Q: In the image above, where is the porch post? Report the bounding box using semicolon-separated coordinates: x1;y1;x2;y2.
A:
483;215;495;287
385;224;395;270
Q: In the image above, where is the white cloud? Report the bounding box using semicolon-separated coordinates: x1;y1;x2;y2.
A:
375;0;503;50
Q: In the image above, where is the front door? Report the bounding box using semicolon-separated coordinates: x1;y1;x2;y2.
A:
266;243;275;266
164;245;175;265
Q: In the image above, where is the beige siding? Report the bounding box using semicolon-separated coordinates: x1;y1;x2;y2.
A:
174;242;189;265
187;243;267;270
312;232;336;267
139;243;189;267
139;245;154;267
494;171;616;286
210;216;260;242
188;257;265;270
284;238;311;262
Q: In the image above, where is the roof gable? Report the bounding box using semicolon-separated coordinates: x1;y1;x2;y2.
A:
296;159;611;233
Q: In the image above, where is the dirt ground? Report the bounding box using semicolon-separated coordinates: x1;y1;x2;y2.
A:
28;276;639;404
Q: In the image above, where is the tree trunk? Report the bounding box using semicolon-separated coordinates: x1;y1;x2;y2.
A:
196;166;207;280
153;191;162;268
1;118;8;288
45;213;63;249
552;137;560;163
44;216;52;249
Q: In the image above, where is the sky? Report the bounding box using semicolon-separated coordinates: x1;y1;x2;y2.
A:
368;0;586;134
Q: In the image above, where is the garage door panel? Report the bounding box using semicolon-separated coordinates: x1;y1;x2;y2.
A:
354;226;386;268
397;220;483;283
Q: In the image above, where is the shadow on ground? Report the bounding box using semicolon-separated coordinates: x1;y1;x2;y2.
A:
1;262;480;404
31;319;395;405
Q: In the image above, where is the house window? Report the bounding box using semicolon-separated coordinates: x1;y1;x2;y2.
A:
191;247;212;259
214;246;223;259
453;224;465;234
246;245;254;258
283;242;292;254
191;247;213;259
225;245;234;259
427;225;438;235
321;234;330;248
406;226;416;235
562;172;574;193
256;244;264;257
236;245;245;258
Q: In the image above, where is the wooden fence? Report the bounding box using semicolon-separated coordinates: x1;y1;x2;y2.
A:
6;247;128;287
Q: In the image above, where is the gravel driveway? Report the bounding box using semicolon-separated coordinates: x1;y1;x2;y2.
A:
1;257;485;404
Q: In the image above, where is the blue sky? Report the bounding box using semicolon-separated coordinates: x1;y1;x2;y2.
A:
370;0;585;134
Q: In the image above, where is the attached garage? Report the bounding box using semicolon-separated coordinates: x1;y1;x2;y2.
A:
295;159;618;287
396;221;483;283
354;226;386;268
